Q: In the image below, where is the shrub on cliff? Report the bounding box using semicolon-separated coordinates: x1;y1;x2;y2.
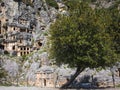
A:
46;0;59;9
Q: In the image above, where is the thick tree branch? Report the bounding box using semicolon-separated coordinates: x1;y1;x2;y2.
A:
60;67;84;89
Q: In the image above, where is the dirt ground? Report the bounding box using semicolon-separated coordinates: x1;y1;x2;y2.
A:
0;86;120;90
0;87;53;90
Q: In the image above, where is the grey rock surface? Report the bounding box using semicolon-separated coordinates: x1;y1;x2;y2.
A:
0;0;120;88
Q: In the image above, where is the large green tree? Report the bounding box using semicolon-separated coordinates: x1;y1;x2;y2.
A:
107;1;120;58
49;1;118;88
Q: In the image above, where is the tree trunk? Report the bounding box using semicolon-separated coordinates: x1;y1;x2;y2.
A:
110;68;115;88
112;73;115;88
60;67;84;89
16;73;19;86
55;72;59;88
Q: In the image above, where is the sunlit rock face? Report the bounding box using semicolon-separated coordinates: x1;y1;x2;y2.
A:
0;0;58;86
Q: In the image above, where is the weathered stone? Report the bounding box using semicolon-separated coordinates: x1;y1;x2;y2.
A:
0;0;57;56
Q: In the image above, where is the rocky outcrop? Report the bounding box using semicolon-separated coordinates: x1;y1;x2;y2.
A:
0;0;57;56
0;0;120;88
0;0;58;85
0;0;68;86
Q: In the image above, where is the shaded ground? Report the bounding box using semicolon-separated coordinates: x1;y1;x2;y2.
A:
0;87;120;90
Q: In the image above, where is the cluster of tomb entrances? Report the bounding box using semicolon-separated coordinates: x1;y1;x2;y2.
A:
0;2;43;56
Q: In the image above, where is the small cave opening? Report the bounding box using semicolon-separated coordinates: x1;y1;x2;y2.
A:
12;46;15;50
38;7;41;11
6;19;8;22
26;4;29;6
0;44;4;49
38;42;42;46
44;79;46;87
1;2;5;7
20;52;22;56
20;28;26;32
40;26;45;30
30;25;34;29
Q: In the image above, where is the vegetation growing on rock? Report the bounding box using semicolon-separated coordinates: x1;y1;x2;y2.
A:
0;66;7;79
13;0;33;6
45;0;59;9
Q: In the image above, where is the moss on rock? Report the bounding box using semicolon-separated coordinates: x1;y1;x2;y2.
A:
46;0;59;9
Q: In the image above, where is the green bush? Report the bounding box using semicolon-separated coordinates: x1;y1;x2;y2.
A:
4;50;9;55
0;0;2;3
116;84;120;87
22;0;33;6
46;0;59;9
13;0;33;6
0;67;7;78
21;55;28;61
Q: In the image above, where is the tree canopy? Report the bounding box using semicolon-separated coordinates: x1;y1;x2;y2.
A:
107;1;120;56
49;0;119;88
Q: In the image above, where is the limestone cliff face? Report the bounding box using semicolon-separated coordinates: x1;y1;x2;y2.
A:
0;0;70;87
0;0;57;56
1;0;119;87
0;0;58;86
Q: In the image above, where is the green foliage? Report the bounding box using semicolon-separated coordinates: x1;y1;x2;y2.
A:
22;0;33;6
116;84;120;87
0;83;11;86
0;68;7;78
96;67;103;72
4;50;9;55
0;59;8;85
14;0;58;9
80;0;97;3
21;55;28;62
107;2;120;56
45;0;59;9
0;66;7;79
43;31;48;36
13;0;33;6
49;1;118;68
0;0;2;3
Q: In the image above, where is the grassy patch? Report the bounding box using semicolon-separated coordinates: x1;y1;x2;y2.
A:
46;0;59;9
116;84;120;87
0;81;12;86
